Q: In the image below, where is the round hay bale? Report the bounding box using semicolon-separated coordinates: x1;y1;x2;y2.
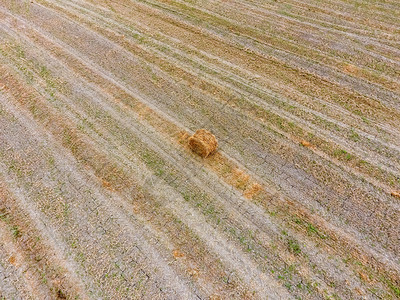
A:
188;129;218;158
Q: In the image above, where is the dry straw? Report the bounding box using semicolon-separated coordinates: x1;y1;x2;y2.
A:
188;129;218;158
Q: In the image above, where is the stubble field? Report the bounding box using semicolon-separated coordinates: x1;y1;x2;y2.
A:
0;0;399;299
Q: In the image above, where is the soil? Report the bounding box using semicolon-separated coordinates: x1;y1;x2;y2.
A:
0;0;399;299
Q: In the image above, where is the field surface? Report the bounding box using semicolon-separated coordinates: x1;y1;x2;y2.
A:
0;0;400;299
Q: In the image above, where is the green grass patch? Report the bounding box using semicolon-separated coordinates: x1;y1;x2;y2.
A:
287;238;301;255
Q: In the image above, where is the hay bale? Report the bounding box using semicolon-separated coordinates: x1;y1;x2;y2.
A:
188;129;218;158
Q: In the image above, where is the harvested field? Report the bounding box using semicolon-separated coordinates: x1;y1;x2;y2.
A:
0;0;399;299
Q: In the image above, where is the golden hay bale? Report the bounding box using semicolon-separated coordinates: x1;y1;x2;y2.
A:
188;129;218;158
